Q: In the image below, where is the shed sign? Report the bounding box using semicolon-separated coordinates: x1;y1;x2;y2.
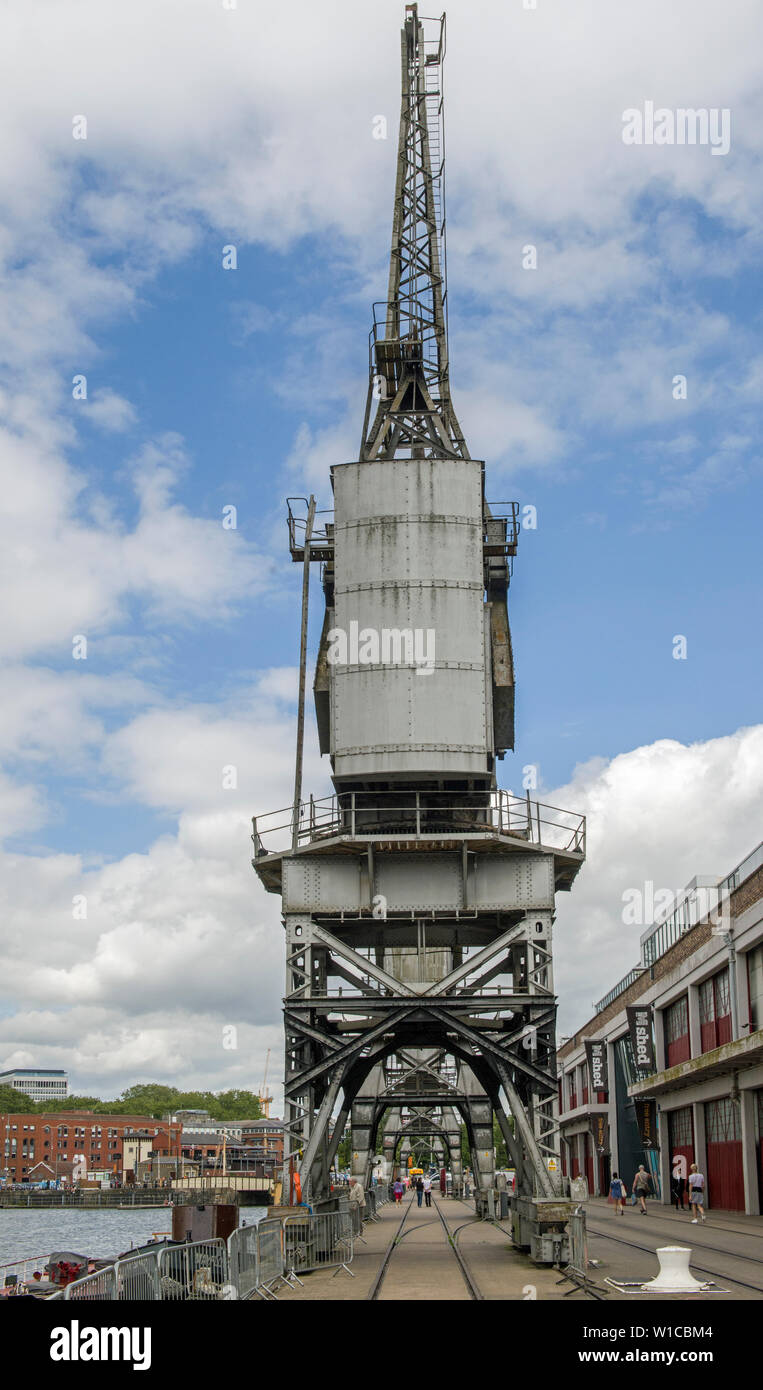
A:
626;1005;655;1072
584;1039;608;1095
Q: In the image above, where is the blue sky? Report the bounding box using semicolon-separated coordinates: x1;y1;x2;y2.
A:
1;0;761;1095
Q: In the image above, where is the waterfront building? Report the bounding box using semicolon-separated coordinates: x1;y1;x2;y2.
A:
0;1068;68;1102
557;840;763;1213
0;1110;180;1184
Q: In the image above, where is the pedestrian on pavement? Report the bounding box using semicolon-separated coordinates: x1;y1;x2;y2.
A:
688;1164;706;1223
415;1175;424;1207
393;1179;403;1203
348;1177;366;1224
632;1165;652;1214
670;1165;686;1210
608;1171;627;1214
423;1174;433;1207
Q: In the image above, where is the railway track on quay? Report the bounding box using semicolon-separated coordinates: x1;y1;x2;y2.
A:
368;1197;484;1301
585;1220;763;1297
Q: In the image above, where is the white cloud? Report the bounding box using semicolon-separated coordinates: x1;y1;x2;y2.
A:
551;724;763;1031
85;389;137;433
0;0;760;1105
0;429;267;658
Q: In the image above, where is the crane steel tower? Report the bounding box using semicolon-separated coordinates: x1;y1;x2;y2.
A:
253;3;586;1260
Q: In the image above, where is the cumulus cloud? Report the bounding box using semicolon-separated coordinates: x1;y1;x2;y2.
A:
0;428;267;659
551;724;763;1031
0;0;760;1103
85;389;138;433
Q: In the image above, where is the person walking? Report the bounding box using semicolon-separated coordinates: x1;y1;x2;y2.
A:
348;1177;366;1225
393;1178;403;1203
608;1171;627;1215
688;1164;706;1223
423;1174;433;1207
415;1175;424;1207
670;1165;686;1211
632;1164;652;1213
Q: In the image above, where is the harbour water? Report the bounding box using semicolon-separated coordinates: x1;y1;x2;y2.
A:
0;1206;268;1268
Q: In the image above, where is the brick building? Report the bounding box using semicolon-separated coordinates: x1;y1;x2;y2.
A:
178;1119;284;1179
557;840;763;1213
0;1111;181;1184
239;1119;284;1174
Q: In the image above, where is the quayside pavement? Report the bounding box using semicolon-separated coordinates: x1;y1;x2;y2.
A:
272;1194;763;1301
583;1197;763;1300
273;1196;574;1302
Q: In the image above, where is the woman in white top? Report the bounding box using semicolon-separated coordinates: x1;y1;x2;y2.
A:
688;1163;706;1223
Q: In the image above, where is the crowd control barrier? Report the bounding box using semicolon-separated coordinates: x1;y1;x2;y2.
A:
282;1210;354;1279
58;1210;353;1300
567;1207;589;1277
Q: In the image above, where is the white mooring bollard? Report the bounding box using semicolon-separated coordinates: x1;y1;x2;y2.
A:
641;1246;706;1293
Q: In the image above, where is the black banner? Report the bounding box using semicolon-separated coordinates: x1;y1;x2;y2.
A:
634;1097;658;1148
626;1004;655;1072
591;1111;610;1154
584;1038;609;1095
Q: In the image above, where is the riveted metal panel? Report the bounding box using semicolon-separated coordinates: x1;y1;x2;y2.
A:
376;853;464;910
331;457;488;777
282;857;364;912
331;585;484;666
473;854;555;910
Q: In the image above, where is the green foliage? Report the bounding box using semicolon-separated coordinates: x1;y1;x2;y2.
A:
493;1115;509;1168
0;1085;35;1113
335;1126;352;1169
0;1082;263;1121
34;1095;102;1113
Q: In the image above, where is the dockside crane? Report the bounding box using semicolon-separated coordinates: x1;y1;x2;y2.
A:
252;3;586;1264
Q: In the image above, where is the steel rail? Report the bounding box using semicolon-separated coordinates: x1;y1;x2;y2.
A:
431;1198;483;1300
586;1223;763;1296
586;1217;763;1268
367;1195;413;1300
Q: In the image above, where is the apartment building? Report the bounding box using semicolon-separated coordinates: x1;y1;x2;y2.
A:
0;1110;180;1183
557;840;763;1213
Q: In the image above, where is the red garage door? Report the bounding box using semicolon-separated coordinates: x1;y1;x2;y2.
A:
584;1132;594;1194
750;1089;756;1212
668;1105;694;1207
705;1097;744;1211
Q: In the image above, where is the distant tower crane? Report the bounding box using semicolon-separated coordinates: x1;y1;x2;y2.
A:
258;1049;272;1118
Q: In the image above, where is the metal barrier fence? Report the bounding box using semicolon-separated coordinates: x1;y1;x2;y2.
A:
61;1243;229;1301
57;1212;351;1301
157;1240;229;1300
255;1220;286;1297
61;1265;117;1300
282;1211;354;1279
227;1225;259;1299
567;1207;588;1277
116;1252;161;1300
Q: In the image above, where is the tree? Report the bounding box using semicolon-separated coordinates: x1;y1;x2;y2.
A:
493;1115;509;1168
335;1126;352;1169
0;1085;34;1113
37;1095;102;1113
